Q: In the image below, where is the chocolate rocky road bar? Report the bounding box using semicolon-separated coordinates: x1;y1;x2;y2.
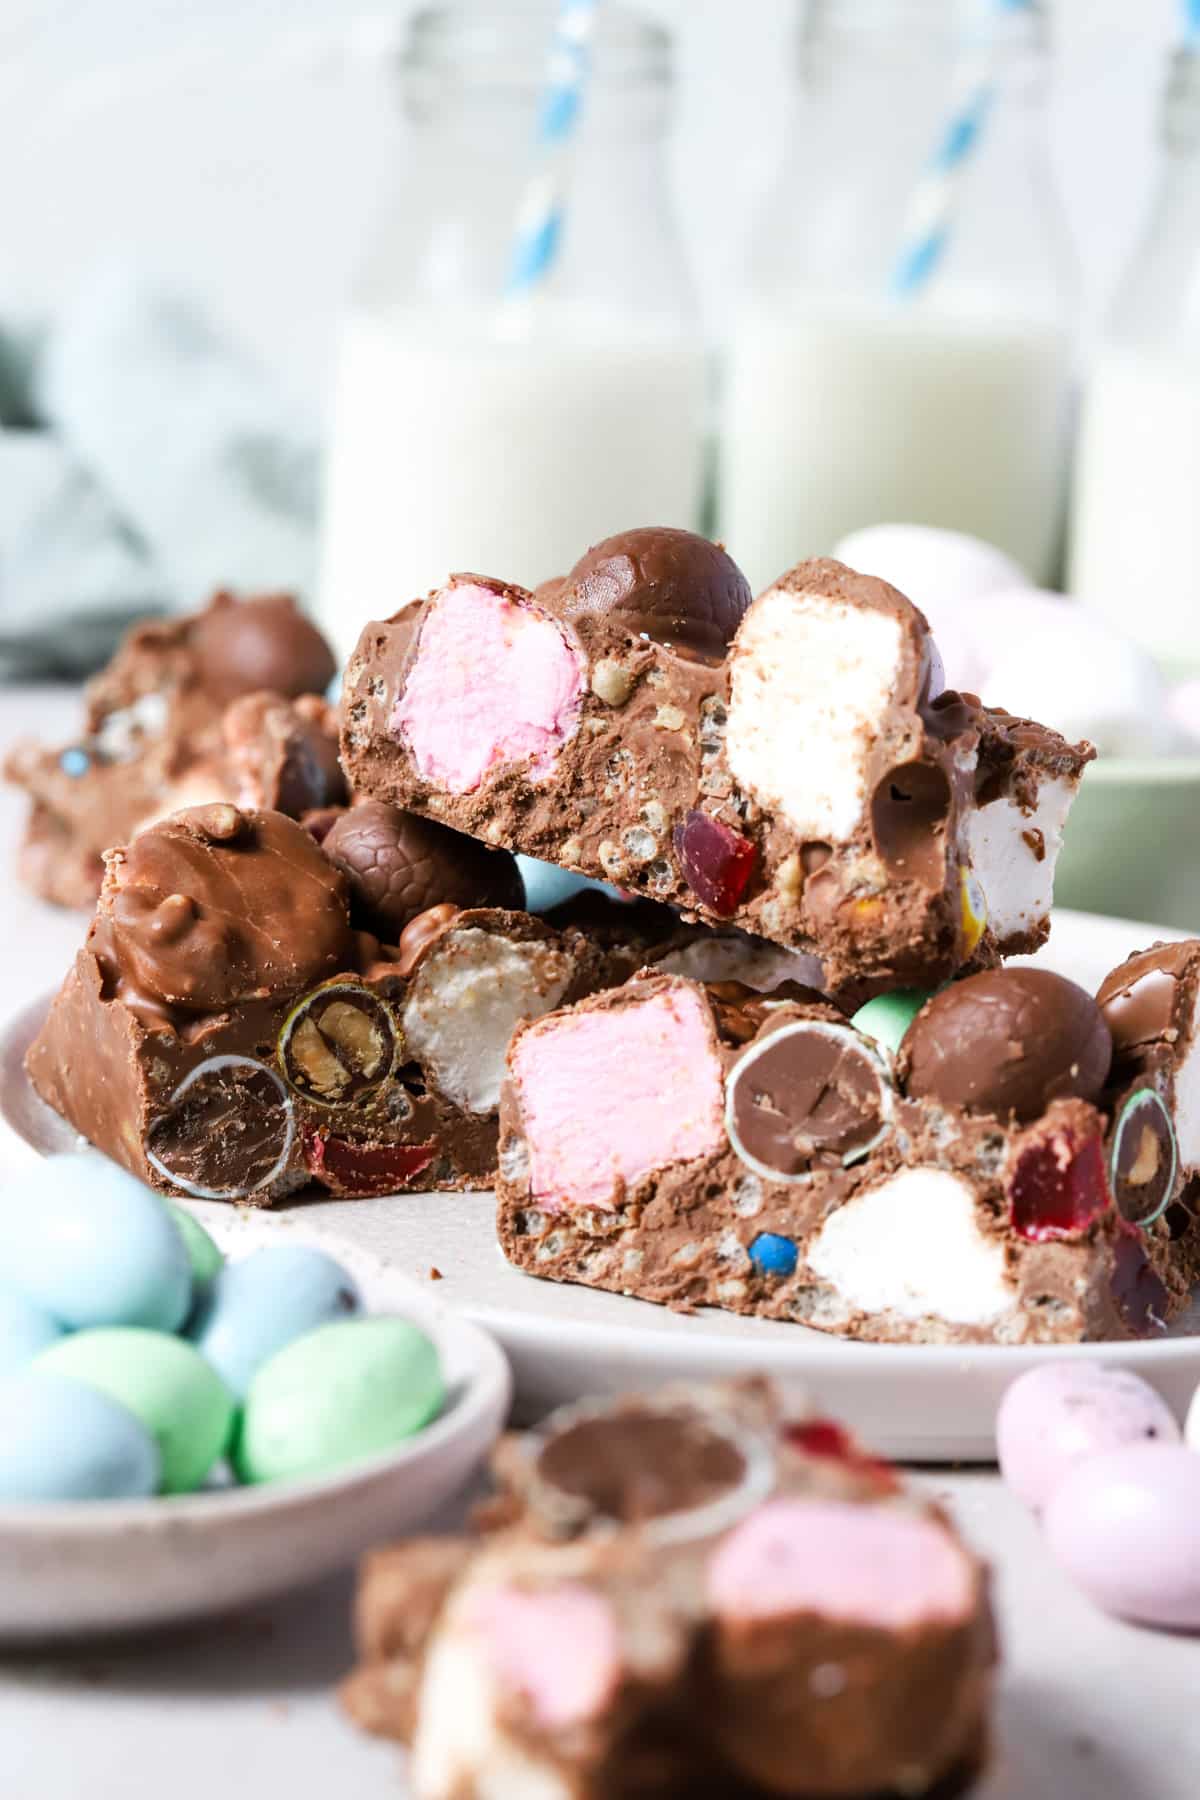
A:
25;804;631;1202
4;588;339;910
342;1378;995;1800
340;530;1093;992
496;948;1200;1345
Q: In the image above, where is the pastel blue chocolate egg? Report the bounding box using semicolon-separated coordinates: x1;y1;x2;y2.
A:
190;1244;361;1398
2;1154;192;1333
749;1233;798;1277
0;1370;160;1501
516;856;625;914
851;990;933;1057
0;1284;63;1374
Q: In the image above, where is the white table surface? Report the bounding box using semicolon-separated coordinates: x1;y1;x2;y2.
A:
2;683;1200;1800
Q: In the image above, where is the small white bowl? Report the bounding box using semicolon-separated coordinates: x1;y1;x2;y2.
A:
1053;757;1200;931
0;1206;511;1642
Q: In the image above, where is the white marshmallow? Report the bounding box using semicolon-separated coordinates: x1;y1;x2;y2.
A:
402;928;575;1114
1174;990;1200;1176
977;589;1176;759
967;774;1075;944
832;524;1026;693
727;586;903;842
805;1167;1014;1326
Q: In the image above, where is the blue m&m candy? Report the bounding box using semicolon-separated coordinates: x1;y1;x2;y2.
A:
749;1233;798;1278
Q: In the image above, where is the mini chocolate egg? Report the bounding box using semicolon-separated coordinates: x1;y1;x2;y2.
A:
851;990;933;1057
35;1329;234;1494
1043;1444;1200;1627
234;1317;443;1485
901;969;1112;1124
997;1362;1179;1512
3;1154;192;1332
0;1370;160;1502
190;1244;361;1398
1181;1379;1200;1451
166;1203;223;1291
323;802;523;941
0;1284;63;1374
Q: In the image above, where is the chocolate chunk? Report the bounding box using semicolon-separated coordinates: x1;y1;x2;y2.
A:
222;692;348;817
902;969;1112;1124
870;762;951;886
535;1408;747;1525
102;806;354;1012
146;1057;295;1200
323;802;523;943
1097;941;1196;1051
726;1019;892;1180
191;592;336;704
1110;1088;1178;1228
556;527;751;658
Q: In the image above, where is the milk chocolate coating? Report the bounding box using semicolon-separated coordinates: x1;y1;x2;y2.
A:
1096;941;1196;1051
902;969;1112;1123
100;805;353;1012
536;1409;746;1525
556;527;751;658
322;802;523;943
221;692;347;817
191;593;336;704
727;1019;889;1176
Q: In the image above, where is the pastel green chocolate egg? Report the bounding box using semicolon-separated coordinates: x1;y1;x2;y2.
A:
35;1329;234;1494
235;1317;443;1485
166;1203;224;1290
851;989;933;1057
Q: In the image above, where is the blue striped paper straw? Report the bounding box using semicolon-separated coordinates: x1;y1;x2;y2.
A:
504;0;600;299
889;0;1032;301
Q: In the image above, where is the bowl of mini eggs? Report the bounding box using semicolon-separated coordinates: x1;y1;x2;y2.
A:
0;1154;511;1639
835;526;1200;932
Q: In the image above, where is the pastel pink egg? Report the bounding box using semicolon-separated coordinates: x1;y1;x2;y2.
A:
997;1362;1179;1512
1044;1444;1200;1629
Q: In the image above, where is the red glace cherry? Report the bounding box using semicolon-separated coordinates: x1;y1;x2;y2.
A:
304;1129;436;1196
673;810;758;916
1008;1125;1111;1241
784;1417;900;1493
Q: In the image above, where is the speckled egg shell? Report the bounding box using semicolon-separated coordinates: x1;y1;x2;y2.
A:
1043;1444;1200;1628
997;1363;1180;1512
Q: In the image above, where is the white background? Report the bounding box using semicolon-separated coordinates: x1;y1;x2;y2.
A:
0;0;1180;414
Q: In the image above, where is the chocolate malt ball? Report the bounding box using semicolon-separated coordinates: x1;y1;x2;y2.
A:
901;968;1112;1124
101;805;353;1011
556;527;751;659
322;802;523;942
191;593;337;705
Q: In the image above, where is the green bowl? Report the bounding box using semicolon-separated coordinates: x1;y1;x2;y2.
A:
1053;757;1200;932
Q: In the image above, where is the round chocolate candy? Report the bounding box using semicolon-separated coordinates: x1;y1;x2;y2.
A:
556;527;751;659
191;592;336;704
901;968;1112;1124
146;1055;296;1201
1096;941;1198;1051
322;802;523;943
748;1232;798;1278
1109;1088;1178;1228
278;981;399;1105
725;1019;893;1183
106;806;354;1013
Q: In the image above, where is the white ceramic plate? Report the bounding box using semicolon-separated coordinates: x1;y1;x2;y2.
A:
2;909;1195;1465
0;1205;511;1641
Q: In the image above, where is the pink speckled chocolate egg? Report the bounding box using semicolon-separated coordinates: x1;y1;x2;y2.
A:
1043;1444;1200;1629
997;1362;1178;1512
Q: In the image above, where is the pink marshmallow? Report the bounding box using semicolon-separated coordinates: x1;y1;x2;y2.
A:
707;1498;973;1632
466;1583;620;1729
393;582;585;794
512;985;726;1213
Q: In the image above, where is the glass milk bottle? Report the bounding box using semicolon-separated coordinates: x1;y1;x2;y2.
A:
1070;45;1200;668
719;0;1075;595
318;2;705;658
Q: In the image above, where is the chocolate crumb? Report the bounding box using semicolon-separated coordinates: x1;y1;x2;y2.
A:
1022;828;1046;862
429;1266;444;1281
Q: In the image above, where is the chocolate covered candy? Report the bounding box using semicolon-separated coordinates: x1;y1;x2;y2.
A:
27;809;634;1202
323;801;523;941
496;959;1191;1346
900;968;1112;1123
341;545;1092;991
343;1380;994;1800
4;590;339;909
